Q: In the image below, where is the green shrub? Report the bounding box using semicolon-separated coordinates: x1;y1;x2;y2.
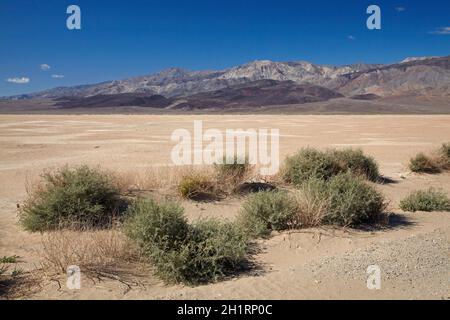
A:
318;173;386;226
124;198;249;285
151;220;248;285
123;198;188;251
399;188;450;212
0;256;19;264
238;191;297;238
409;153;440;173
239;174;385;235
330;149;380;181
282;148;380;185
19;165;123;232
283;148;339;185
178;174;217;201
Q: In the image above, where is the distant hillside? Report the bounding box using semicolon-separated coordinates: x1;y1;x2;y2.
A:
55;80;343;110
337;56;450;97
3;56;449;112
3;60;381;99
56;94;172;109
171;80;343;110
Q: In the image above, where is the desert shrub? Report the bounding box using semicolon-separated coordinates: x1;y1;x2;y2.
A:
409;153;440;173
438;143;450;168
283;148;380;185
124;198;249;285
215;155;251;182
19;165;123;232
178;173;218;201
0;256;19;264
238;191;297;238
324;173;386;225
408;143;450;173
214;155;258;196
330;149;380;181
123;198;188;251
150;220;248;285
399;188;450;212
239;174;385;235
282;148;339;185
317;173;386;226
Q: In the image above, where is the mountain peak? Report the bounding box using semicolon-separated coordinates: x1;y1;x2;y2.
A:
4;56;449;100
401;56;439;63
155;67;191;77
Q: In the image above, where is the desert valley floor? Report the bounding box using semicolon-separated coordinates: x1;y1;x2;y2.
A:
0;114;449;299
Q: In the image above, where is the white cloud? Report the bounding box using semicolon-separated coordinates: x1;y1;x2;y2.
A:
6;77;30;84
348;35;356;40
430;27;450;35
395;6;406;12
40;64;51;71
51;74;65;79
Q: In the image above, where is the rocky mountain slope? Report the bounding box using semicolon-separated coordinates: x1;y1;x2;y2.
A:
5;60;381;99
56;80;344;110
338;56;450;97
4;56;449;110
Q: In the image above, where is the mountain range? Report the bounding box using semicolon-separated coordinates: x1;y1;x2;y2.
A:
3;55;450;111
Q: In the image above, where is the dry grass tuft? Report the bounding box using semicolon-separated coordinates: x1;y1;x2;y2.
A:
115;165;217;195
99;160;275;204
40;229;141;275
292;187;330;228
1;256;41;299
409;142;450;174
116;162;263;201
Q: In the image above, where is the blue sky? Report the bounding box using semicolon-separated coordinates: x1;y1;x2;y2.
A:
1;0;449;96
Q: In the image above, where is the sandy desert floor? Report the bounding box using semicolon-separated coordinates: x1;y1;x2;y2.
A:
0;114;449;300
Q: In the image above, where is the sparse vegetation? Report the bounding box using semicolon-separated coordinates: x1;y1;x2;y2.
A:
215;155;252;185
124;197;249;285
123;198;188;251
319;173;386;226
330;149;380;182
409;153;441;173
399;188;450;212
0;256;19;264
409;143;450;173
239;173;386;236
0;254;27;298
150;219;249;285
438;143;450;169
19;165;124;232
292;180;330;228
283;148;339;184
238;191;297;238
177;173;219;201
177;157;255;201
282;148;379;185
41;229;138;274
0;265;7;277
